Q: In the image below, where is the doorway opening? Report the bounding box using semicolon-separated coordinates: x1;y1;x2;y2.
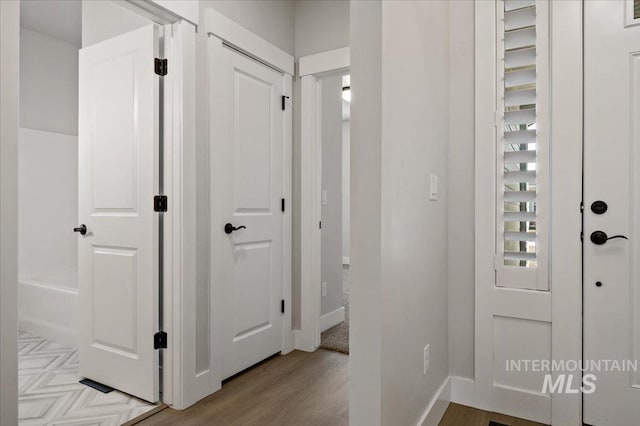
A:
318;72;351;354
17;1;164;423
298;46;350;355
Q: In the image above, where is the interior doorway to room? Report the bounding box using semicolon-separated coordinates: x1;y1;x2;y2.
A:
317;72;351;354
583;1;640;425
16;1;169;423
209;35;288;381
298;47;350;355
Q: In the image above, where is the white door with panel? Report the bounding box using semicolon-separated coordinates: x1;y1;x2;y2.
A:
78;24;160;403
210;38;284;380
584;1;640;424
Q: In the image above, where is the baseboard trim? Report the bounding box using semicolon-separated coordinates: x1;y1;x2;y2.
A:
450;376;476;407
494;384;551;425
18;319;78;349
448;377;551;425
342;256;350;265
418;376;451;426
320;307;345;332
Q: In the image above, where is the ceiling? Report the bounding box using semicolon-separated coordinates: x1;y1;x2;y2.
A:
21;0;82;46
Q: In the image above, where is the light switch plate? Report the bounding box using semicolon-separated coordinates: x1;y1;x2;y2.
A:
322;282;327;297
430;174;438;201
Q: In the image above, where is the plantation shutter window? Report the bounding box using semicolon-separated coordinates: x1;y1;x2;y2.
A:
496;0;549;290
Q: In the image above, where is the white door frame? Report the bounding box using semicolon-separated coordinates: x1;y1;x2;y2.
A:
297;47;350;352
0;0;200;413
0;1;20;424
473;1;582;425
205;8;294;391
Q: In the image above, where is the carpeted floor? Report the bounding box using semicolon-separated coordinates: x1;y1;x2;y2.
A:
320;266;350;354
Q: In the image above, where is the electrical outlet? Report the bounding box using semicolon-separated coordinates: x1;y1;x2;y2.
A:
423;344;430;375
322;282;327;297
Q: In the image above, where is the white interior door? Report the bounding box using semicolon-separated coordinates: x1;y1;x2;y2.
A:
210;37;284;380
78;24;160;403
584;2;640;424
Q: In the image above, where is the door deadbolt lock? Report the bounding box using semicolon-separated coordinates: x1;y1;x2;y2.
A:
591;200;608;215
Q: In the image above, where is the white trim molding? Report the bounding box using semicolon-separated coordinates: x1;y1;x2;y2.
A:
299;47;350;77
161;19;201;410
320;307;345;333
474;2;583;425
205;8;294;76
450;376;476;409
207;17;294;392
418;377;451;426
298;47;350;352
549;1;583;424
0;1;19;423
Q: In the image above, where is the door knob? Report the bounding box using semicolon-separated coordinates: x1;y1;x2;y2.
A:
224;223;246;234
73;224;87;236
590;230;628;245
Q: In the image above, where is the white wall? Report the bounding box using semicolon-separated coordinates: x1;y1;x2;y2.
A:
349;2;383;423
0;1;20;424
202;0;294;55
20;27;78;135
447;0;475;381
294;0;349;58
81;1;151;47
350;1;451;424
19;12;80;280
18;129;78;279
380;1;450;424
320;73;344;317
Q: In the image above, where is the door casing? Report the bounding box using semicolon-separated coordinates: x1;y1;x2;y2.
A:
0;0;200;413
473;1;583;424
205;8;294;393
297;47;350;352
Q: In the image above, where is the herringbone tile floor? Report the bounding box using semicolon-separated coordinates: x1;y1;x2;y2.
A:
18;331;156;425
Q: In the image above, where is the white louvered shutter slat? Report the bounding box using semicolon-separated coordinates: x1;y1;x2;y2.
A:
497;0;549;291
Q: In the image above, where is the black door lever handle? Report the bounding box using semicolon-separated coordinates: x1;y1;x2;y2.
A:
73;224;87;236
590;230;628;245
224;223;247;234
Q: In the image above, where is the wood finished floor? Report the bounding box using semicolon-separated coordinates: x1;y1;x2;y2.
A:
136;350;545;426
439;403;548;426
136;349;348;426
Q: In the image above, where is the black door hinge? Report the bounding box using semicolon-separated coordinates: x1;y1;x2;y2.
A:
580;201;584;213
282;95;290;111
281;299;285;314
319;221;322;229
281;198;285;212
154;331;167;349
154;195;168;212
155;58;168;76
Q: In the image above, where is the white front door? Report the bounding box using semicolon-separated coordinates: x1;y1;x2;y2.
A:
78;24;160;403
210;37;284;380
584;1;640;424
